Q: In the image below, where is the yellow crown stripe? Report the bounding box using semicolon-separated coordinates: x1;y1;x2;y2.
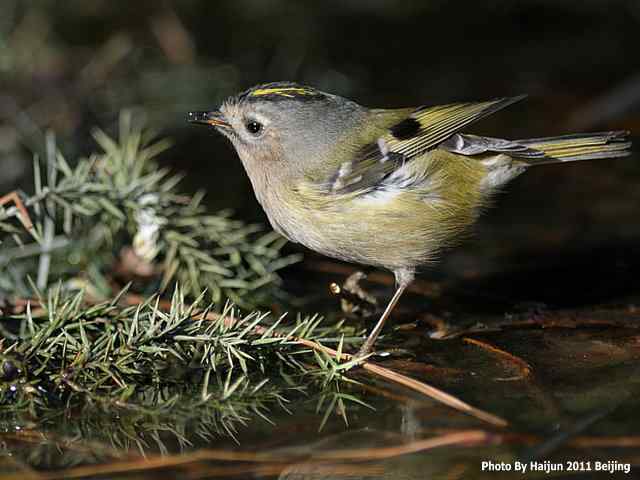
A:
250;87;316;98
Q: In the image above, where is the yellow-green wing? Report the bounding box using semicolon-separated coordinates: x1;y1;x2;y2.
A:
328;95;526;193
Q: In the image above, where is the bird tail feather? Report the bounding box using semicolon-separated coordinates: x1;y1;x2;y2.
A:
515;130;632;165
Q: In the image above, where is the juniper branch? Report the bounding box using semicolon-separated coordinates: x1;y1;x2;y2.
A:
0;112;300;305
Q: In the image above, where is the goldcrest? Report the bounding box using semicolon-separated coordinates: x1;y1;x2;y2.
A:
189;82;632;357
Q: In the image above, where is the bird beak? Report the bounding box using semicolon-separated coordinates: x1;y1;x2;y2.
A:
187;110;231;128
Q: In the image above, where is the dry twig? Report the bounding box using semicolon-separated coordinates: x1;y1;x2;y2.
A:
462;337;533;380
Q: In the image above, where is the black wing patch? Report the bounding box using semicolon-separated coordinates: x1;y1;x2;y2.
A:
390;118;421;140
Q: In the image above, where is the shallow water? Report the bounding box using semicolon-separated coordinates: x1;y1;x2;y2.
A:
2;255;639;479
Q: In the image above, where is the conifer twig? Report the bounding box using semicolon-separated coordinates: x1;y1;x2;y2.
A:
0;191;34;232
119;293;508;427
8;290;508;427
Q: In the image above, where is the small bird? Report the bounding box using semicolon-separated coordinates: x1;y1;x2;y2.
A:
189;82;632;358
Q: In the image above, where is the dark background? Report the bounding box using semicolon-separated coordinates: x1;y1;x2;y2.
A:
2;0;639;307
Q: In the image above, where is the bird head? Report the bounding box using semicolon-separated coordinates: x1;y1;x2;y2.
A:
188;82;367;183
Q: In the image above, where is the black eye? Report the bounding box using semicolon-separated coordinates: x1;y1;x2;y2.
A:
245;120;263;135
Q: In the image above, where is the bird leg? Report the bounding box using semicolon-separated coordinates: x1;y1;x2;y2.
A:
357;281;409;358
